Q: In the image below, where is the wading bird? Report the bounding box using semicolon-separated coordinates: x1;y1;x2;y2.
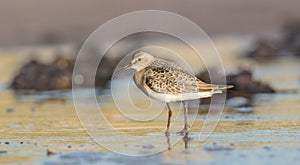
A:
112;51;232;135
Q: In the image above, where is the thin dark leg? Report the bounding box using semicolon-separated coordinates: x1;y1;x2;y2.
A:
178;101;190;135
183;101;188;129
165;103;172;135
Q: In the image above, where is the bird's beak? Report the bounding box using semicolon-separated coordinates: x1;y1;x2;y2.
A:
111;64;131;79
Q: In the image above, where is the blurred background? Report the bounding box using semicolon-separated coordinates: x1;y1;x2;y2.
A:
0;0;300;46
1;0;300;164
1;0;300;89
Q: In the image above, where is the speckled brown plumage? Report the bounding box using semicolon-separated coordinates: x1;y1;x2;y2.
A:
134;58;227;94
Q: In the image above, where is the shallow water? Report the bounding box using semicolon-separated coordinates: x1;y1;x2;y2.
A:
1;89;300;164
0;38;300;164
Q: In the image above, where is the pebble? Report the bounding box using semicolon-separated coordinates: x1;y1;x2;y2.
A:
6;108;15;113
4;142;9;144
47;149;56;156
263;146;272;151
142;145;155;149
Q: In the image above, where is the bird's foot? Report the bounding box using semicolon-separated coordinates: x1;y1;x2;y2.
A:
177;125;190;136
165;130;170;136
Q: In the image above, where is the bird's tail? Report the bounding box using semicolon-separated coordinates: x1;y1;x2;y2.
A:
198;81;233;91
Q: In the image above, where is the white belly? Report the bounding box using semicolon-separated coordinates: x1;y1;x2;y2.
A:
146;90;222;103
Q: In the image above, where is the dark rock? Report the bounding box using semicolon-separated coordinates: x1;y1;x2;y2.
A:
197;69;275;105
247;20;300;58
95;56;121;87
244;19;300;58
4;142;9;144
282;20;300;56
11;53;121;91
226;69;275;94
11;60;73;91
247;39;279;60
198;69;275;95
6;108;15;113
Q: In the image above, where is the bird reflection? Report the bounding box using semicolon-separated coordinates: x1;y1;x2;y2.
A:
166;133;192;150
166;133;171;150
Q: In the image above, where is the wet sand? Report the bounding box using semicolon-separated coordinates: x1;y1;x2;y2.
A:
0;89;300;164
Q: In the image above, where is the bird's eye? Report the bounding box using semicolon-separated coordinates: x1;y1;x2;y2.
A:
138;58;141;61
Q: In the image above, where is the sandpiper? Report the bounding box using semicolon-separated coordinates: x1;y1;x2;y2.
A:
113;51;233;135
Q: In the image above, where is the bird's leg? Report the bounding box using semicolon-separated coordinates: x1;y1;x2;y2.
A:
165;103;172;135
178;101;190;135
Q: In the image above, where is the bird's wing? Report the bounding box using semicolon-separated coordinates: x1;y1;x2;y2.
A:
143;64;217;94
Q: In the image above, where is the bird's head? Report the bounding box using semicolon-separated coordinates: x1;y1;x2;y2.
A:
112;51;155;79
129;51;155;71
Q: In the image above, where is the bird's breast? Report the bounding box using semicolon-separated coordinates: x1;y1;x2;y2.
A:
133;69;149;94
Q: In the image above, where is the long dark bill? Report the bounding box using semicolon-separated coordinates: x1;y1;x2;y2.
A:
111;64;131;79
